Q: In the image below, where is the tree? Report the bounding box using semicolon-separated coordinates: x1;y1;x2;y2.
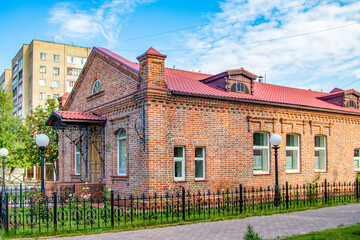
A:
14;98;59;169
0;89;22;167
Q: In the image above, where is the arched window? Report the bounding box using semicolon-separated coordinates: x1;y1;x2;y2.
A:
92;80;102;95
74;142;81;175
117;130;127;175
253;132;269;172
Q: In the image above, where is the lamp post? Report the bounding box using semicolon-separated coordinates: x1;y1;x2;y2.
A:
35;134;49;192
270;134;282;207
0;148;9;197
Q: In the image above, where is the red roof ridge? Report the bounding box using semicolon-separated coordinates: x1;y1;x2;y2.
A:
137;47;167;59
254;81;326;95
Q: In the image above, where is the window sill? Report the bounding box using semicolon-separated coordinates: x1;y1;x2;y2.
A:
315;170;327;173
70;174;81;177
253;172;270;175
195;179;208;182
174;179;187;182
86;90;105;101
286;171;301;174
111;175;128;178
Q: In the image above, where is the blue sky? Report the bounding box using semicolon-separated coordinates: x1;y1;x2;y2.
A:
0;0;359;92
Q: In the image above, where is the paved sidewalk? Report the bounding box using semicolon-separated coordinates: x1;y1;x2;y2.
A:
52;204;360;240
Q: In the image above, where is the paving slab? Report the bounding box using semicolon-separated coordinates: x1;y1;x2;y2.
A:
50;204;360;240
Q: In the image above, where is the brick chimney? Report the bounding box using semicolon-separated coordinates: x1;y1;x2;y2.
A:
137;47;167;89
58;92;69;110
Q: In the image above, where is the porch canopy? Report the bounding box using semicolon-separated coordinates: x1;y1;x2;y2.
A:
46;110;107;183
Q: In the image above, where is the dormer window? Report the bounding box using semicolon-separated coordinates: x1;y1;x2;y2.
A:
92;80;102;95
349;100;355;108
236;83;245;93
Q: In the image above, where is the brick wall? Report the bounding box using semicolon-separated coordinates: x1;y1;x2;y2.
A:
57;48;360;197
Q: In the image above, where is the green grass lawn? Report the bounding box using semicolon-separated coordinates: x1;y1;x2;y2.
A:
281;223;360;240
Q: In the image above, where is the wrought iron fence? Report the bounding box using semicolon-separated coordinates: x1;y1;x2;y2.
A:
0;179;359;236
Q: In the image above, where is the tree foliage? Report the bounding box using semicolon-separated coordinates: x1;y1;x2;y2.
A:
14;98;58;168
0;89;22;167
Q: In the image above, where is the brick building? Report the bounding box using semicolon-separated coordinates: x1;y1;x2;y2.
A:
46;47;360;195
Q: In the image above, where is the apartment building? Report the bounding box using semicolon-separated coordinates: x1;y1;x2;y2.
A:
1;40;90;117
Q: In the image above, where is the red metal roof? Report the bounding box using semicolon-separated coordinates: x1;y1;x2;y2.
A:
92;47;360;114
137;47;167;59
54;111;106;121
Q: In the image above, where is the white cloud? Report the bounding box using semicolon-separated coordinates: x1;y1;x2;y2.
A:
48;0;154;46
172;0;360;91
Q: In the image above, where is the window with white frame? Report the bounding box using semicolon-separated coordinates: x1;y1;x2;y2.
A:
92;80;102;95
67;80;75;92
40;53;46;60
286;134;300;172
355;149;360;170
39;79;46;86
174;146;185;180
40;66;46;73
53;67;59;75
74;142;81;175
117;130;127;175
195;147;205;179
253;132;269;172
53;55;60;62
315;135;326;171
52;80;59;88
40;92;46;100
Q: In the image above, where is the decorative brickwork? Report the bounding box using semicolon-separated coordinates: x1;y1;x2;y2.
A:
50;47;360;197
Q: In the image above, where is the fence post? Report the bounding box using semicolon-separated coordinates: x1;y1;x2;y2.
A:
53;191;57;232
111;190;114;228
72;184;76;194
182;187;185;221
324;179;327;204
286;182;289;209
356;178;359;202
239;184;243;214
20;183;22;208
4;193;8;233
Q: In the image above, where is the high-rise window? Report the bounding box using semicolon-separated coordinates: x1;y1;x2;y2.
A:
195;147;205;179
67;68;82;76
40;66;46;73
53;55;60;62
39;79;46;87
117;130;127;175
253;132;269;172
67;81;75;92
174;147;185;180
315;135;326;171
52;80;59;88
67;56;87;64
18;83;23;96
40;53;46;60
40;92;46;100
53;67;59;75
286;134;300;172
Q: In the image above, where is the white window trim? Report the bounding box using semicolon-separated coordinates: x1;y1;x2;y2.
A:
195;147;205;180
74;142;81;175
92;80;102;95
355;149;360;171
286;134;300;173
315;135;326;172
253;132;270;174
174;146;185;180
117;131;127;176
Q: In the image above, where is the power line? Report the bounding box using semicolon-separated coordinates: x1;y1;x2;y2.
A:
118;0;335;43
342;78;360;89
117;22;360;52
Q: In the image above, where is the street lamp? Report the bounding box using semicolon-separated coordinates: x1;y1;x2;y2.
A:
0;148;9;197
35;134;49;192
270;134;282;207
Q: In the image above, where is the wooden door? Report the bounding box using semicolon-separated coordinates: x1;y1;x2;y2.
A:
89;142;102;183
